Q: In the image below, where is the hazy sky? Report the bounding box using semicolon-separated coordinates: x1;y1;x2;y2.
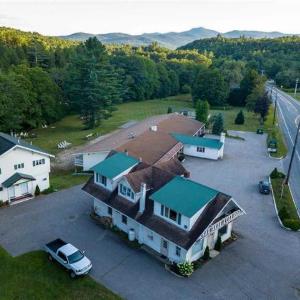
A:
0;0;299;36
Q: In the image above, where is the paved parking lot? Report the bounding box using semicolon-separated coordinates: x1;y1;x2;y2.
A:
1;131;300;299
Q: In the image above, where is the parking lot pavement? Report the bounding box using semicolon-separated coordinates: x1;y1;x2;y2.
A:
1;131;300;300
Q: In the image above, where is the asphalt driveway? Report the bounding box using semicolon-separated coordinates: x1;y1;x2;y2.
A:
1;131;300;300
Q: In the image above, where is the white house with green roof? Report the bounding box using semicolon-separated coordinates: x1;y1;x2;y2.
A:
0;132;54;204
172;132;225;160
83;151;245;264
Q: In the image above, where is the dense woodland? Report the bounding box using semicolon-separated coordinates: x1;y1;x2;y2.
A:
0;27;297;132
180;35;300;88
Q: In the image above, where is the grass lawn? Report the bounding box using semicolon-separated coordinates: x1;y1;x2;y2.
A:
270;177;300;231
49;170;91;191
0;247;121;300
28;94;192;155
211;106;287;158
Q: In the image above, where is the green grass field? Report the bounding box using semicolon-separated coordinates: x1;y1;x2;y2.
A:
211;106;287;158
0;247;121;300
29;94;192;155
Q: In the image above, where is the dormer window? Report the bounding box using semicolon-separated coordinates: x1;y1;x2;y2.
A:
96;173;107;187
119;183;134;200
160;205;181;225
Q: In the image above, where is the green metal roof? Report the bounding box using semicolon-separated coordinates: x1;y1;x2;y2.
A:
2;172;36;188
0;132;53;157
172;133;223;150
150;176;219;217
90;152;139;179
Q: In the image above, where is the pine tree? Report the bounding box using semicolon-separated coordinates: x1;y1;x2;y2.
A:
254;93;271;123
212;113;224;135
196;100;210;123
235;110;245;125
203;246;210;260
214;236;222;251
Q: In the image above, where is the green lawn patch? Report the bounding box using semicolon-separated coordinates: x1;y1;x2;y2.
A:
0;247;121;300
49;170;91;191
28;94;192;155
270;176;300;231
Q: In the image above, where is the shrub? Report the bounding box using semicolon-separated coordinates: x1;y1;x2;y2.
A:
34;185;41;196
234;110;245;125
214;236;222;251
167;107;172;114
42;186;56;194
270;168;279;179
177;262;194;276
202;246;210;261
283;219;300;231
278;206;290;221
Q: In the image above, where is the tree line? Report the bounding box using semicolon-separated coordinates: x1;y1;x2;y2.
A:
0;27;213;131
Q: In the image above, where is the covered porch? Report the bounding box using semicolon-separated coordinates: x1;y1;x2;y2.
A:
2;173;36;203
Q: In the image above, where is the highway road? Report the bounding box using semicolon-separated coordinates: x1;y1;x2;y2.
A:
268;86;300;212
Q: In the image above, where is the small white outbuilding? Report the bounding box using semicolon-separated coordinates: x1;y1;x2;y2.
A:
172;132;225;160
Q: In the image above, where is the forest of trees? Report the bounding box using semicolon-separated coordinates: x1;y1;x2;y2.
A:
180;35;300;88
0;27;213;131
0;27;297;132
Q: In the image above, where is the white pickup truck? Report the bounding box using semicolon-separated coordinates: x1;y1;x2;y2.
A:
45;239;92;278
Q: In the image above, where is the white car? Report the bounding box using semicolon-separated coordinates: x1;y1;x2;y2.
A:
45;239;92;278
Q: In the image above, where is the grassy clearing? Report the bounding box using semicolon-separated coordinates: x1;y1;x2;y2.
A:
29;94;192;154
270;177;300;231
211;106;287;158
0;247;121;300
49;170;91;191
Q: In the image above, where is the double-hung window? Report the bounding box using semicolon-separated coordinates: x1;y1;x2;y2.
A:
160;205;182;225
175;246;181;257
14;163;24;170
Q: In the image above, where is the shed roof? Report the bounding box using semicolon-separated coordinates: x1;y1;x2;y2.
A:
150;176;219;217
90;152;139;179
172;133;223;150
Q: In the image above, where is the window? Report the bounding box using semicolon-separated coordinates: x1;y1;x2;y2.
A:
57;251;67;262
101;175;107;186
219;225;228;236
14;163;24;170
108;206;112;215
33;159;45;167
119;184;134;200
147;230;153;241
169;209;177;221
197;147;205;153
192;239;204;255
121;215;127;224
0;168;1;174
160;205;182;225
175;246;181;257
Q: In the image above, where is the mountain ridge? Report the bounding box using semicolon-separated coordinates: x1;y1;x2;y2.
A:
59;27;298;49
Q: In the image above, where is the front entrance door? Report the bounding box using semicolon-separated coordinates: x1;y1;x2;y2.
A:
160;238;168;256
19;182;28;195
8;186;15;200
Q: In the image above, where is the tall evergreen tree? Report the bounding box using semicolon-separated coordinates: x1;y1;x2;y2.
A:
212;113;224;135
254;93;270;123
196;100;210;123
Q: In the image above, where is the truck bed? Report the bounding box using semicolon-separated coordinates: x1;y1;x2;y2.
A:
46;238;67;253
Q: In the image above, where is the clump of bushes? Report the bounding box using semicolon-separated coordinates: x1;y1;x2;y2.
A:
177;262;194;277
167;107;172;114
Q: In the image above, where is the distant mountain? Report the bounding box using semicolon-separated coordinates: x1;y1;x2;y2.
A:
59;27;297;49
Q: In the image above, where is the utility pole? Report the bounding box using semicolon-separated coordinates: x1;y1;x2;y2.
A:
273;91;278;125
285;120;300;184
294;78;299;96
